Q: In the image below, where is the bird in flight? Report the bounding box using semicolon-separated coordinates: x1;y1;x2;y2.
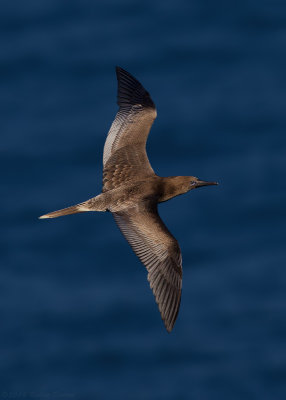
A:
39;67;218;332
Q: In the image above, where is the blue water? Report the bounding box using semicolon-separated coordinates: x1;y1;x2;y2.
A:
1;1;286;399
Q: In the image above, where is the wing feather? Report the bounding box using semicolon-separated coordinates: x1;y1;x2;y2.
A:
102;67;157;192
113;202;182;332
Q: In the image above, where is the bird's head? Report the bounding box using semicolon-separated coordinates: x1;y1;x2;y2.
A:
160;176;218;202
186;176;218;191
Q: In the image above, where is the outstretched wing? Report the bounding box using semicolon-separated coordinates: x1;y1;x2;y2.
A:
113;201;182;332
103;67;157;192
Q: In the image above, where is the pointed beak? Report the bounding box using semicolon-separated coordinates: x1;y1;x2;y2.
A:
196;180;218;187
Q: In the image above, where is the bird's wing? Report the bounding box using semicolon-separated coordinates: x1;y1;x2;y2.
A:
113;201;182;332
102;67;157;192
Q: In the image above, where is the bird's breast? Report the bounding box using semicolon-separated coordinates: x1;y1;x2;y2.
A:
106;179;161;212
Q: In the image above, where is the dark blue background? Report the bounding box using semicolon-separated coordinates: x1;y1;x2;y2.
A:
1;1;286;399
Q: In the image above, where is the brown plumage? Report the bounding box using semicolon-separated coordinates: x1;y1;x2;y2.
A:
39;67;218;332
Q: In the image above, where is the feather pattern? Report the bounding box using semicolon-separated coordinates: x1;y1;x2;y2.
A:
103;67;157;191
113;201;182;332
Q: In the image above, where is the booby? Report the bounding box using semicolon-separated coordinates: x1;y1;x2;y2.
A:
39;67;218;332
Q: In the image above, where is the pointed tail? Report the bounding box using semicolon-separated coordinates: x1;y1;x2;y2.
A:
39;203;89;219
39;194;107;219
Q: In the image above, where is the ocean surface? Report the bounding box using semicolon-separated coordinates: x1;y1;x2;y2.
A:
1;1;286;399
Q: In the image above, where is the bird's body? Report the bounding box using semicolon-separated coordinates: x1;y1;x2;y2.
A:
40;67;217;332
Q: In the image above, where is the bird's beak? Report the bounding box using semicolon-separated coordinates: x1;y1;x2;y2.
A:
196;180;218;187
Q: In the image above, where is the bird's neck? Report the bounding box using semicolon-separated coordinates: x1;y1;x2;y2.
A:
158;176;190;203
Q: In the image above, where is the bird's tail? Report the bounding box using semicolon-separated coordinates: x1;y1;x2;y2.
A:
39;194;107;219
39;203;90;219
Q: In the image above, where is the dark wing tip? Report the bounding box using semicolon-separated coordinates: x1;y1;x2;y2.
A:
159;288;181;333
148;257;182;333
164;292;181;333
115;66;155;109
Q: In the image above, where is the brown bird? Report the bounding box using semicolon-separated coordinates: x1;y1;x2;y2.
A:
39;67;217;332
